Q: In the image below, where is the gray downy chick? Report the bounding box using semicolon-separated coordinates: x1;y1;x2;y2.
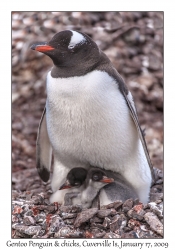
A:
60;167;114;208
92;168;138;207
49;167;87;205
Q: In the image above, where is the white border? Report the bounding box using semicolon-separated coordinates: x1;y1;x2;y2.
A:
1;1;174;249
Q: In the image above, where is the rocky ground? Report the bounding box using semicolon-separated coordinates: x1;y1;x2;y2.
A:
12;12;163;239
12;167;163;239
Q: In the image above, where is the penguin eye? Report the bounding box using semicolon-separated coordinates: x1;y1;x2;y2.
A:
92;174;99;181
68;45;74;49
74;182;80;186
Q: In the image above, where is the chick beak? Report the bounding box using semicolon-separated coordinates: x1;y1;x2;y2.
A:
59;180;72;190
100;176;114;183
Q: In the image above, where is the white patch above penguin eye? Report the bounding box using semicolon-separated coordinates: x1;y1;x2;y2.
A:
68;30;86;49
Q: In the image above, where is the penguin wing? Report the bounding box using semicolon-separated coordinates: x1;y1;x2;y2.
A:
122;89;155;183
103;64;155;182
36;106;52;182
96;51;155;183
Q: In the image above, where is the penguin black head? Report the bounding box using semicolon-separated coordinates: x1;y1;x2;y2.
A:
30;30;100;69
59;167;87;190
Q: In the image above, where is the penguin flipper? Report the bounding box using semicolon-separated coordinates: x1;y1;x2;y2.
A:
104;63;155;182
122;91;155;183
98;60;155;183
36;106;52;182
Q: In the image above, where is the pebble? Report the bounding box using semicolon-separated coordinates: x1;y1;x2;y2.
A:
61;212;77;219
23;216;35;225
127;204;146;221
122;199;134;212
95;231;106;238
90;216;103;223
148;202;163;218
104;232;120;238
25;225;42;236
48;215;65;234
110;214;127;231
74;208;98;227
144;212;163;236
54;226;71;238
102;217;111;228
97;209;112;218
150;192;163;202
114;201;123;210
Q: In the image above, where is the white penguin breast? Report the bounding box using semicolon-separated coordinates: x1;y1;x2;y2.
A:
46;70;137;170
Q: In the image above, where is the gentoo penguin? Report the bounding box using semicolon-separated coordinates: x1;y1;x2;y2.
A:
60;167;114;208
49;167;87;204
31;30;154;203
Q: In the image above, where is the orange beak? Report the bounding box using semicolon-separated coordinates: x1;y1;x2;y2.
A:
100;176;114;183
30;43;54;52
59;180;72;190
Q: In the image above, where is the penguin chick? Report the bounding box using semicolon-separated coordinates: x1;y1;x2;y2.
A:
49;167;87;204
95;169;139;206
60;167;87;189
60;167;114;208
